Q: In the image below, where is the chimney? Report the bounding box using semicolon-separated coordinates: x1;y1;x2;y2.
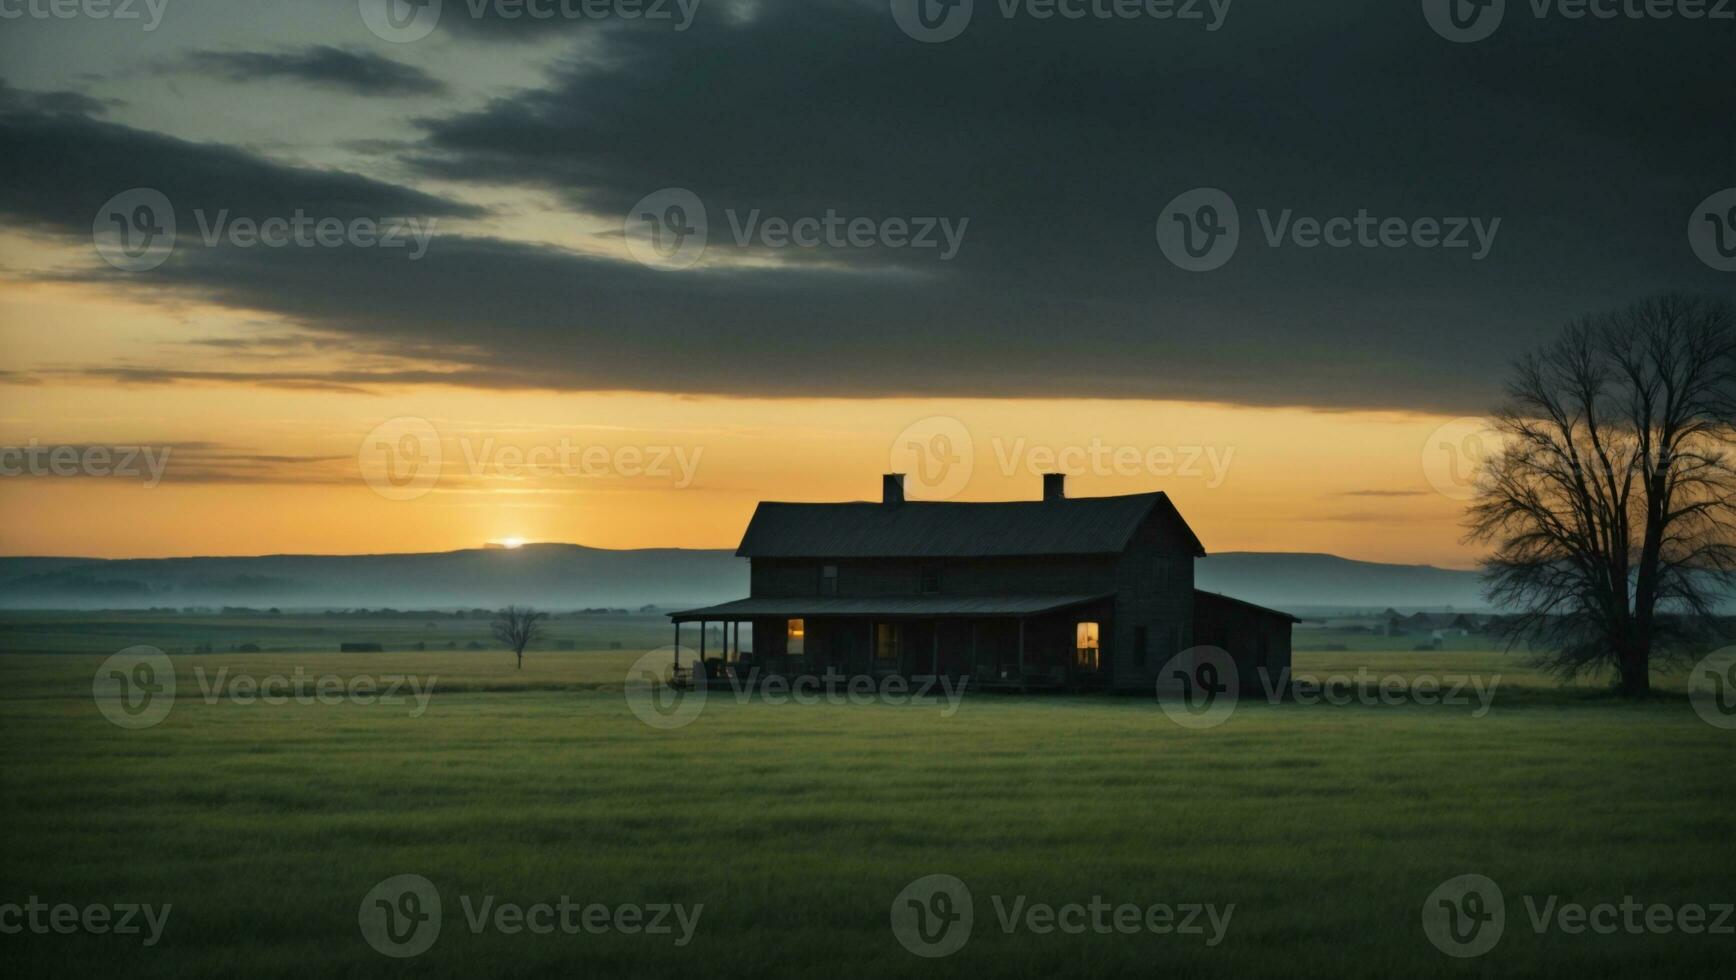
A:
883;473;906;506
1043;473;1066;502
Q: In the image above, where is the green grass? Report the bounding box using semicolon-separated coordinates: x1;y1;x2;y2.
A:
0;617;1730;978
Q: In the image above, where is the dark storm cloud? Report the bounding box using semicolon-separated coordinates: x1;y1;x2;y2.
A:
181;46;448;97
7;0;1735;412
395;0;1733;409
0;81;115;117
0;86;483;237
14;233;1594;411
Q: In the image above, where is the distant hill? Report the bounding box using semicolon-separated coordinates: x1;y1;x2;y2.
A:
0;545;1490;612
1195;552;1486;612
0;545;748;611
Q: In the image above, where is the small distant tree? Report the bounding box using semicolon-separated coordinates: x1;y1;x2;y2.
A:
491;605;547;670
1467;293;1736;695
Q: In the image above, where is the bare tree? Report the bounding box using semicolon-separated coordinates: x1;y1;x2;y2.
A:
491;605;547;670
1466;294;1736;695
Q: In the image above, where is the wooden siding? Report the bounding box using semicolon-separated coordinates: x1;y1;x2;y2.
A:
1193;592;1295;693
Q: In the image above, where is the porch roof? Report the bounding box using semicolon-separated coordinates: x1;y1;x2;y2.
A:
668;593;1114;622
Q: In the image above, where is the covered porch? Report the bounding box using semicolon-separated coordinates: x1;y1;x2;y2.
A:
668;594;1115;692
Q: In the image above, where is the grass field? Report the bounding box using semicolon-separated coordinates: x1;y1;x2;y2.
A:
1;614;1731;978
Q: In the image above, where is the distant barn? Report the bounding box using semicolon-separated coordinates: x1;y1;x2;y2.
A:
671;474;1295;692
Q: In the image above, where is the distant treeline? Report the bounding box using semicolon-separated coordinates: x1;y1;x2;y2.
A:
118;605;658;617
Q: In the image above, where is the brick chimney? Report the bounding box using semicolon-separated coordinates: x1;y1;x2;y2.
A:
1043;473;1066;502
883;473;906;506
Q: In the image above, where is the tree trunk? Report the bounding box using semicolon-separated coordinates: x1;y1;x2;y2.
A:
1619;642;1650;697
516;648;523;670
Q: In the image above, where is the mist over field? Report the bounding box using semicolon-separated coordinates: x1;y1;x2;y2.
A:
0;545;1491;612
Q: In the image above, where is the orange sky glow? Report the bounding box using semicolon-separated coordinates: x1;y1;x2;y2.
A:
0;224;1488;568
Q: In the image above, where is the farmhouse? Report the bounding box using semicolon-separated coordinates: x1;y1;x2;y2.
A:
670;474;1295;693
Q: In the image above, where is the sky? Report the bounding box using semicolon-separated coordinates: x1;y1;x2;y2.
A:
0;0;1730;567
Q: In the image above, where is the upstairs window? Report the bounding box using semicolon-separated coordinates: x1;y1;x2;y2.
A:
820;565;838;596
787;618;805;655
919;565;941;594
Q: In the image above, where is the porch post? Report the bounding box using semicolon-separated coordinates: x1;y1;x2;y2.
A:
673;621;680;668
1017;618;1025;677
970;621;979;675
931;620;940;676
700;620;706;661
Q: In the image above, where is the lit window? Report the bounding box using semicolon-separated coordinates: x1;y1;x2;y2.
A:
787;618;805;655
876;623;900;662
1076;621;1101;671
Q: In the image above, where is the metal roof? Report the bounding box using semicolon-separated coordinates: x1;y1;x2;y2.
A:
669;593;1114;621
1193;589;1301;623
735;492;1204;558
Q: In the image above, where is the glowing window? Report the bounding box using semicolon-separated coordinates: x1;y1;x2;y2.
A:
876;623;900;662
1076;621;1101;671
787;618;805;656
